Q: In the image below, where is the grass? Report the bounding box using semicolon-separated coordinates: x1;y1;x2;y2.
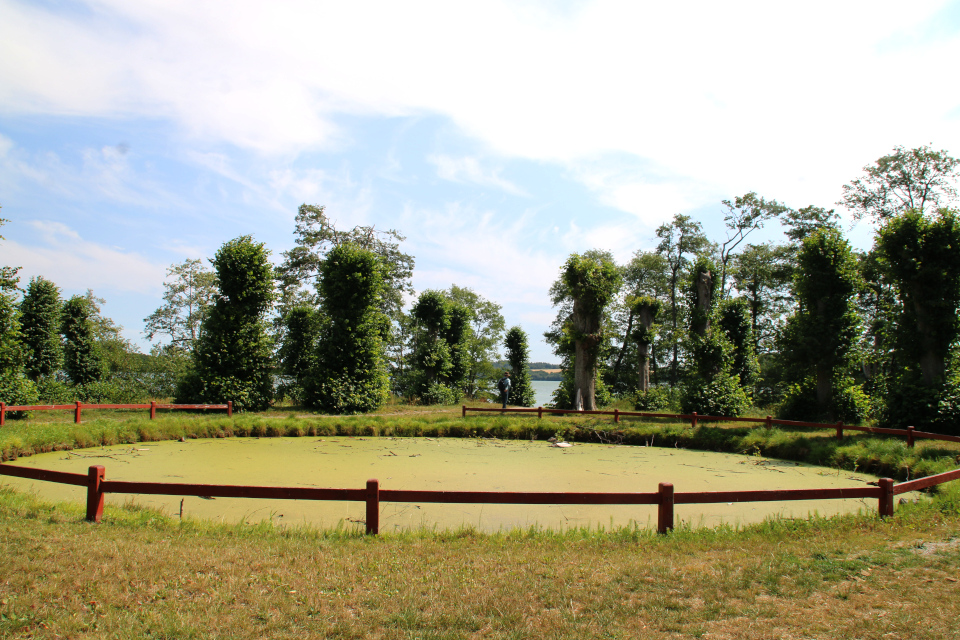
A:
2;406;960;637
1;484;960;638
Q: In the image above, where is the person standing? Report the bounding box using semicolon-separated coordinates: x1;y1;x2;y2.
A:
497;371;512;409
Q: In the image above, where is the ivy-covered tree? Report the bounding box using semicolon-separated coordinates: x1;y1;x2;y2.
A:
717;297;759;391
680;257;749;417
875;209;960;430
19;276;64;381
443;285;505;398
408;290;472;404
177;236;274;412
630;295;662;394
777;228;866;422
504;326;536;407
277;305;321;405
305;244;390;414
559;252;621;411
61;295;104;386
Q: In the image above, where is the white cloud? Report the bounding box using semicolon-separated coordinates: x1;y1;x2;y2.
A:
5;221;167;295
429;155;526;195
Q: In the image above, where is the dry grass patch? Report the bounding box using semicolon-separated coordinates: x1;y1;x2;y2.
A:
1;488;959;639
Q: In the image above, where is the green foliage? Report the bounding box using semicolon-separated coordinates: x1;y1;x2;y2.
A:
841;145;959;223
177;236;274;412
777;228;863;421
717;297;759;389
778;376;872;424
504;326;536;407
61;295;104;385
420;382;459;406
680;372;749;417
408;290;472;403
19;277;63;381
305;244;390;414
0;375;37;419
276;305;321;404
633;387;671;411
143;258;217;350
443;285;505;398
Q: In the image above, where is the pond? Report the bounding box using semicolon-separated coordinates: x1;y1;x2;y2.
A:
2;437;894;532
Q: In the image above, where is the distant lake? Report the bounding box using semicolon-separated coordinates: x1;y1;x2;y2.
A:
532;380;560;407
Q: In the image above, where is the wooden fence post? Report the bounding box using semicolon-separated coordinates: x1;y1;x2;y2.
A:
907;426;915;448
765;415;772;430
658;482;674;534
86;465;105;522
0;402;5;427
462;405;466;418
878;478;894;518
150;401;157;420
75;401;82;424
227;401;233;417
614;408;620;424
835;421;843;440
366;479;380;535
538;406;543;420
691;412;697;429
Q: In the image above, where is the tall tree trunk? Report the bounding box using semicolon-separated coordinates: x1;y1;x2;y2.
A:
637;306;655;393
571;298;600;411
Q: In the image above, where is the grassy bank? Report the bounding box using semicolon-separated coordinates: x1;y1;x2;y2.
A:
2;407;959;482
1;484;959;638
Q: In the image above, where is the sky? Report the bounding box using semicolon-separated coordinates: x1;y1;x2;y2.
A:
1;0;959;363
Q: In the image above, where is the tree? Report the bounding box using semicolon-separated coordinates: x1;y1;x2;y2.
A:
778;229;865;421
560;252;622;411
0;213;37;412
305;244;390;414
277;305;321;404
629;295;661;393
607;251;670;395
717;297;758;390
680;258;749;417
443;285;505;398
782;205;841;243
504;326;536;407
61;295;104;386
144;259;217;351
655;214;713;386
177;236;275;412
729;243;793;354
841;145;959;223
19;277;64;381
408;291;472;404
717;193;787;298
875;209;960;430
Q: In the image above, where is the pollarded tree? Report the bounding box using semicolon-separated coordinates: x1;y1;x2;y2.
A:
504;326;536;407
177;236;275;412
306;244;390;414
875;209;960;430
444;285;505;398
408;290;473;404
61;295;104;386
778;228;865;422
561;252;622;411
629;295;662;394
20;276;64;381
680;258;749;417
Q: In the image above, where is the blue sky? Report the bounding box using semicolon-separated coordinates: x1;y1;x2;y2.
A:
2;0;959;363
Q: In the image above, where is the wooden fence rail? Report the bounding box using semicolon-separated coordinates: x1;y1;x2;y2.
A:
0;401;233;426
4;463;958;535
463;406;960;448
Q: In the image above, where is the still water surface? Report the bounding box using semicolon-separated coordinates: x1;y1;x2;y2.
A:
2;436;893;532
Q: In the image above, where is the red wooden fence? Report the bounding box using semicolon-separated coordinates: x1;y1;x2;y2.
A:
463;406;960;448
0;401;233;426
3;462;955;535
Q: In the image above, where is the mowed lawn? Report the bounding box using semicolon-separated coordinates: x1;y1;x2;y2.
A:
1;487;959;639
